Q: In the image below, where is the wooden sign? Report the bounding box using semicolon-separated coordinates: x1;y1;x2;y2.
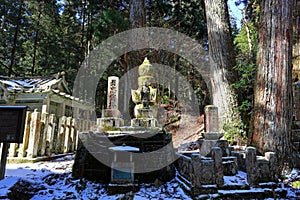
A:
0;106;27;143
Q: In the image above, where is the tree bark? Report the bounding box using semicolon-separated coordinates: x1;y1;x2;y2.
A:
252;0;293;165
204;0;242;134
130;0;146;29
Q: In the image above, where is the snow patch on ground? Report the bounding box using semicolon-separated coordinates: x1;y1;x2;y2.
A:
0;154;299;199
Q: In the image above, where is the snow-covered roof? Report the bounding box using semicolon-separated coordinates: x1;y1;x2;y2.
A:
0;73;70;94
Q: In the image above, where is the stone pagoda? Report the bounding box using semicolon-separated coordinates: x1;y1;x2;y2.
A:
131;58;158;128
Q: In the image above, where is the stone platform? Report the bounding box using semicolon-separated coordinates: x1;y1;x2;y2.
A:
72;129;176;183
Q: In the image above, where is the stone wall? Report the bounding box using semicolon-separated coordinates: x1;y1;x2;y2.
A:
176;146;278;195
72;130;175;183
7;109;95;161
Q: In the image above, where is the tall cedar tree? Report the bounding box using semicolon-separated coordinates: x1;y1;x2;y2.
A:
252;0;293;167
204;0;244;140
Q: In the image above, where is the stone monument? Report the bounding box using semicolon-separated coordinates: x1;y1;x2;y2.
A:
73;58;175;186
198;105;227;156
98;76;124;128
131;58;158;127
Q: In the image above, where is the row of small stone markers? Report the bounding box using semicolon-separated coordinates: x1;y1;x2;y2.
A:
176;105;279;197
7;109;95;160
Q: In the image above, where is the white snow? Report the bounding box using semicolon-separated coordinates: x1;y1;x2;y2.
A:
0;154;299;199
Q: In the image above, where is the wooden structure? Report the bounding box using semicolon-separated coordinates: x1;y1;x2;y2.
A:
0;72;93;119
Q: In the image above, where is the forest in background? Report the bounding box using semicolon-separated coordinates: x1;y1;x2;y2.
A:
1;0;300;168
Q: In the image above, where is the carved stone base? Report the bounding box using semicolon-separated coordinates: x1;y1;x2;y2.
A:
98;117;124;128
131;118;157;128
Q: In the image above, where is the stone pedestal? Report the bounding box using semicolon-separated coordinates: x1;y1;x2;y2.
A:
198;139;228;157
131;118;157;128
98;118;124;128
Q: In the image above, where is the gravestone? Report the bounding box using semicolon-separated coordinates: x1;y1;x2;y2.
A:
198;105;227;157
107;76;119;110
204;105;219;132
98;76;124;128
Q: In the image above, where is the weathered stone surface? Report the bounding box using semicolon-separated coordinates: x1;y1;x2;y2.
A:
131;118;157;127
202;132;224;140
204;105;219;132
27;109;41;158
231;151;246;171
198;139;228;157
246;147;258;185
222;157;238;176
72;130;175;183
212;147;224;186
265;152;277;182
101;109;121;118
107;76;119;110
99;117;124;128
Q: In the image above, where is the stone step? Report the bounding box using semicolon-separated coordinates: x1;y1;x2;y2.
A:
176;172;287;199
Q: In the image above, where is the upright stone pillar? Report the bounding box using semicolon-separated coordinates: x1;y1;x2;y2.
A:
56;116;66;154
45;114;56;156
211;147;224;186
246;147;258;185
64;117;72;153
199;105;226;156
107;76;119;110
27;109;41;158
39;113;49;156
18;111;31;157
204;105;219;132
99;76;124;128
265;152;278;182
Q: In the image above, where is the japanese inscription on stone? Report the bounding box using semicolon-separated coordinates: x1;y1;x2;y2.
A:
107;76;119;110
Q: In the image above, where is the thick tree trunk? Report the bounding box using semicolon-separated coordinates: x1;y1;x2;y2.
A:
252;0;293;165
130;0;146;29
204;0;242;135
